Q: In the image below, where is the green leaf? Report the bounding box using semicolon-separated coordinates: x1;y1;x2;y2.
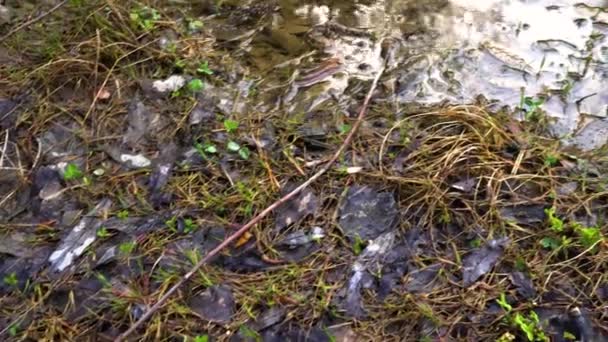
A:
197;61;214;75
544;207;563;232
576;226;603;250
63;163;83;181
540;237;560;250
8;323;19;337
352;235;366;255
117;209;129;220
338;123;351;135
227;141;240;152
496;293;512;312
119;241;136;255
544;154;559;167
189;20;205;32
96;227;110;238
204;144;217;154
223;119;239;133
194;335;209;342
238;146;251;160
187;79;204;93
3;272;18;287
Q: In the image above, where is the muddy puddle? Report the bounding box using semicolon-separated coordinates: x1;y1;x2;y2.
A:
210;0;608;150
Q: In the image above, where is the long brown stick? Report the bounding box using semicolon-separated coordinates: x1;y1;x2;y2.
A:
115;66;386;342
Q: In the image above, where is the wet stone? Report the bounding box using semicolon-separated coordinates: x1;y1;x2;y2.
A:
509;272;536;299
250;306;286;331
338;186;398;243
275;185;319;231
462;237;509;287
403;264;441;293
189;285;235;324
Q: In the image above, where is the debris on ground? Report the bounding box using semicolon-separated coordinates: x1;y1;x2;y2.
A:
188;285;235;324
48;199;112;272
338;186;398;243
462;237;509;287
2;1;608;340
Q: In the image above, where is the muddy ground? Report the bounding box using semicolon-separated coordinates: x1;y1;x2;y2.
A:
1;1;608;341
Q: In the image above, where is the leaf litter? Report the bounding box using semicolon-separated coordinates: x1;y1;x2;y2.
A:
1;0;608;341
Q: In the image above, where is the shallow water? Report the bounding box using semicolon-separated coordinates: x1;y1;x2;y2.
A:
250;0;608;150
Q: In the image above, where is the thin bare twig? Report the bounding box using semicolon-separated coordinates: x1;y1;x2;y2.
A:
0;0;68;43
114;65;386;342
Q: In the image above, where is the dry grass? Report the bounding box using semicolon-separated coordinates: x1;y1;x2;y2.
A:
0;1;606;341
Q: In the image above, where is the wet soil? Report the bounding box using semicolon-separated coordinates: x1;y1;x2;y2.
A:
1;1;608;341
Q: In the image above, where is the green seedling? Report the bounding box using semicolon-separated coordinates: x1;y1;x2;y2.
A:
224;119;239;133
544;207;563;232
188;19;204;32
117;209;129;220
197;61;213;75
575;225;603;251
238;147;251;160
352;235;366;255
130;6;161;31
63;163;83;181
193;335;209;342
227;141;250;160
513;311;547;341
3;272;18;287
540;236;571;250
165;216;177;232
187;79;204;93
174;59;186;70
183;218;196;234
227;141;240;152
119;241;136;256
194;142;218;160
496;293;512;312
544;153;559;167
338;123;351;135
521;95;545;121
8;323;19;337
96;227;111;238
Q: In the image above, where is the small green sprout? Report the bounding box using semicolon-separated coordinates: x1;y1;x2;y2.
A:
187;78;204;93
3;272;18;287
352;235;366;255
544;153;559;167
119;241;136;256
8;323;19;337
130;6;161;31
63;163;83;181
227;141;240;152
223;119;239;133
496;293;512;312
96;227;110;238
513;311;547;341
544;207;563;232
338;123;351;135
575;226;603;251
197;61;213;75
188;19;204;32
238;146;251;160
117;209;129;220
193;335;209;342
183;218;196;234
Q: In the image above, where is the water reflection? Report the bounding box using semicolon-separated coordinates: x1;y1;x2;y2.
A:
280;0;608;150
